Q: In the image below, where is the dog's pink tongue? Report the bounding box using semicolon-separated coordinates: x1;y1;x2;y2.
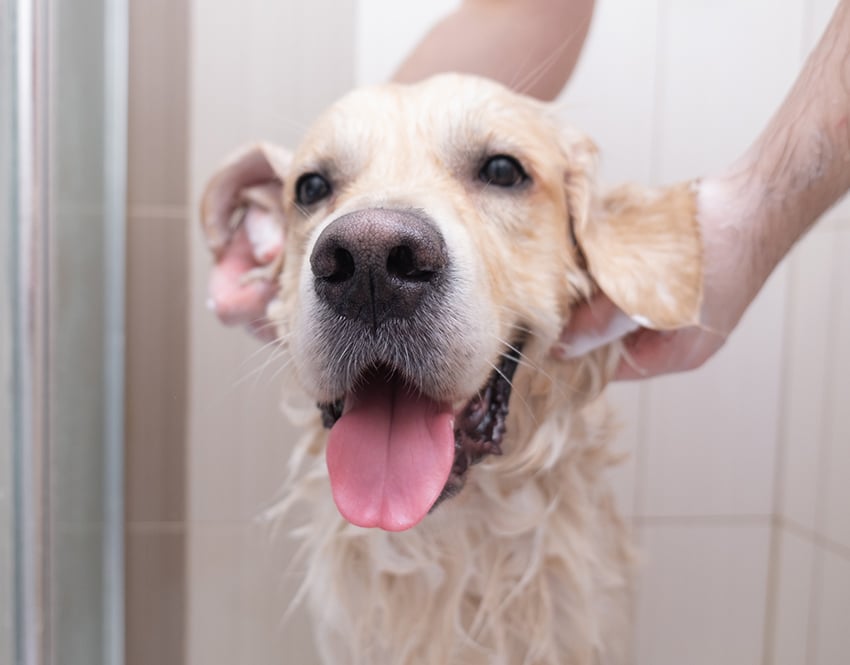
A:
326;376;455;532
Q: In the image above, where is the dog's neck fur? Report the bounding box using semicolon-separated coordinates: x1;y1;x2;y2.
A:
272;346;633;665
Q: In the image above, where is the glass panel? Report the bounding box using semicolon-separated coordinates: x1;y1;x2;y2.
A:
47;0;126;662
1;1;17;662
1;0;127;663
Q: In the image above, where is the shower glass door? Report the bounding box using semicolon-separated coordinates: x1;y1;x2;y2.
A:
1;0;127;663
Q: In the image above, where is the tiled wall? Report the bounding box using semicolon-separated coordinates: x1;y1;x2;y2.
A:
186;2;356;664
125;0;190;663
173;1;850;664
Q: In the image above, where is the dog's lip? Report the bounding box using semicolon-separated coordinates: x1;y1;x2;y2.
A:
317;337;525;509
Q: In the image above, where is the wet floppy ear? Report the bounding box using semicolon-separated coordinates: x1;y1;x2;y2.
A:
562;130;703;329
200;142;291;259
200;143;292;336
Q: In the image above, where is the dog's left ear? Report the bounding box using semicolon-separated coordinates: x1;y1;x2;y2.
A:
199;143;292;335
562;130;703;329
200;142;291;258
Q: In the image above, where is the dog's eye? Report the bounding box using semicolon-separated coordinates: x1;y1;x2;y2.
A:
479;155;528;188
296;173;332;206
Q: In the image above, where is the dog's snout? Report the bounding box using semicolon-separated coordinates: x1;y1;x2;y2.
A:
310;209;448;325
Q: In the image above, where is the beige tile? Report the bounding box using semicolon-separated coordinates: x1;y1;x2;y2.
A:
634;522;771;665
779;231;835;531
812;549;850;665
655;0;806;182
822;229;850;550
770;526;816;665
604;383;643;518
126;526;186;665
641;265;788;518
127;0;189;207
125;215;189;523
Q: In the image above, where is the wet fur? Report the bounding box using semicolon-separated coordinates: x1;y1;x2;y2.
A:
201;74;703;665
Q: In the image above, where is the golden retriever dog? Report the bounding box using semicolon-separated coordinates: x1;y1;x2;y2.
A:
200;74;702;665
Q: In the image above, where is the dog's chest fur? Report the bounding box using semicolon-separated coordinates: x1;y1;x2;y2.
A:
279;367;633;665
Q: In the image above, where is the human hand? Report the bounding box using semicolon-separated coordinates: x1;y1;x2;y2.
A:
207;207;282;342
554;174;757;380
555;292;726;380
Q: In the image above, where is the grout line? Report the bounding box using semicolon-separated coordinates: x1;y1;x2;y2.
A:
781;515;850;564
804;235;843;664
631;0;669;549
633;514;771;527
631;385;649;540
125;522;187;534
127;204;188;220
647;0;668;186
761;226;800;665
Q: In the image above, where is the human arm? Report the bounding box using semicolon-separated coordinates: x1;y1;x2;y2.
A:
559;0;850;379
393;0;595;101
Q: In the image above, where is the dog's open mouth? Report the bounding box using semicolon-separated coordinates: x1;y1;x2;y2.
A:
318;341;523;532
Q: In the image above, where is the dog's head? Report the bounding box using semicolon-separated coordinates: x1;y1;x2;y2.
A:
201;74;702;532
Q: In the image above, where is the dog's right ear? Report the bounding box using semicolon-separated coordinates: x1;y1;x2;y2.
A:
200;143;292;335
560;129;703;330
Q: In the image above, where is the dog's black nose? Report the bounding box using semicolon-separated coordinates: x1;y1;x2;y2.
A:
310;209;448;326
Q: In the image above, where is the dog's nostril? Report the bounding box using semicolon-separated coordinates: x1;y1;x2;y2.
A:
387;245;434;282
314;245;356;283
326;247;355;283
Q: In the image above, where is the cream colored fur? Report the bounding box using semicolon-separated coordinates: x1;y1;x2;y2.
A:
201;74;703;665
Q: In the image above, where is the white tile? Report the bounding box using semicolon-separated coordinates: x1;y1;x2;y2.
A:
559;0;659;185
779;232;835;531
241;522;320;665
355;0;460;86
771;527;816;665
805;0;844;51
186;523;320;665
186;525;242;665
188;0;356;523
822;230;850;549
655;0;806;183
634;522;771;665
605;383;643;518
812;549;850;665
642;265;788;518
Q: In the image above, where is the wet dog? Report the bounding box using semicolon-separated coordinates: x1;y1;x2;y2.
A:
200;74;702;665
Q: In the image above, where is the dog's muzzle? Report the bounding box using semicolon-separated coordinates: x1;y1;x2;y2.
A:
310;208;448;327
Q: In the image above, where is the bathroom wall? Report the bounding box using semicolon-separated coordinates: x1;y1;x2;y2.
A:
174;0;850;663
186;2;356;663
123;0;191;664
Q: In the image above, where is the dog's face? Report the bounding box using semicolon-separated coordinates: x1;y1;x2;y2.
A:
201;74;702;532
